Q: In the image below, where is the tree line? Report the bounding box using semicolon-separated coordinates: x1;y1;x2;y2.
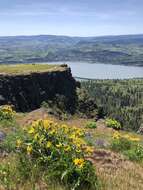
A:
81;79;143;131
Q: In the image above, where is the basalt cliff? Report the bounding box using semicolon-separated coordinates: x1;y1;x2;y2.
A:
0;65;77;112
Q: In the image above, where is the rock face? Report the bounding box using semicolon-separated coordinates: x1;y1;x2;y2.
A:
0;66;77;113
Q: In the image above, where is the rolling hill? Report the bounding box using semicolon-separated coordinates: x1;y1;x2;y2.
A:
0;34;143;66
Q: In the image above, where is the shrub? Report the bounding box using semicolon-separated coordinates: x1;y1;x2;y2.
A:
15;120;99;190
111;132;143;163
105;118;122;130
41;100;70;120
76;88;98;119
111;132;132;152
1;127;25;152
124;144;143;162
0;105;15;121
86;121;97;129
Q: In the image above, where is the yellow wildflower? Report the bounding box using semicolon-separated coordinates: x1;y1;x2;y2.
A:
76;149;82;153
38;135;45;144
62;124;69;133
27;145;33;155
74;128;84;137
43;120;52;129
123;134;130;139
28;127;35;134
46;141;52;148
56;142;63;148
73;158;85;168
69;134;76;140
64;145;71;152
1;105;13;113
32;119;42;128
16;139;22;148
61;124;68;129
129;137;140;142
113;131;120;139
113;132;140;143
74;138;86;147
49;129;56;135
34;133;39;140
0;105;15;117
85;146;94;155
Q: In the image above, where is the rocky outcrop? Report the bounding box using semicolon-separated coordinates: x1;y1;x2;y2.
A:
0;66;77;113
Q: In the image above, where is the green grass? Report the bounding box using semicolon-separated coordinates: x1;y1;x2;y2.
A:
0;64;63;75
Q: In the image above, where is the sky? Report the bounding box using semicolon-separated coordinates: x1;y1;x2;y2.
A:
0;0;143;37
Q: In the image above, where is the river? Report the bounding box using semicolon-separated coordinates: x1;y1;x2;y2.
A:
46;62;143;79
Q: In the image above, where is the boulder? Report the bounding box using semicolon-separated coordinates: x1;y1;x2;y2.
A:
0;131;6;141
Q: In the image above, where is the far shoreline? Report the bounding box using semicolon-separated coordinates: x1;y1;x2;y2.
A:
0;60;143;67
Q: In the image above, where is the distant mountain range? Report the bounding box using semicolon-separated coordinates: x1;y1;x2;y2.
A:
0;34;143;66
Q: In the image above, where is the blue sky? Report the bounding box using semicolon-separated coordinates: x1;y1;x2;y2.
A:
0;0;143;36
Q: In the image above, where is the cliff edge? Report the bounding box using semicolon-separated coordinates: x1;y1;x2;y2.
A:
0;64;77;112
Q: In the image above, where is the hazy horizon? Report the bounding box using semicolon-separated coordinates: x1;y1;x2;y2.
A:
0;0;143;36
0;33;143;38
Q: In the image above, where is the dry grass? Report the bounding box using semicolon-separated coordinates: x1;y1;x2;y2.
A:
0;64;65;75
97;161;143;190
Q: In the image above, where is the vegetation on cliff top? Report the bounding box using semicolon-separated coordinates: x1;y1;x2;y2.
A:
0;64;65;75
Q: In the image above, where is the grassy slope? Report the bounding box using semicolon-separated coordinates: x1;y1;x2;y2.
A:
1;108;143;190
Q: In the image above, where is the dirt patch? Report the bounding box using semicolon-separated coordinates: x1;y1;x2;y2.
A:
86;149;125;169
16;108;92;128
16;108;55;126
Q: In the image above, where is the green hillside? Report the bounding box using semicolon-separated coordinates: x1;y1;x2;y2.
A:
0;34;143;66
81;79;143;131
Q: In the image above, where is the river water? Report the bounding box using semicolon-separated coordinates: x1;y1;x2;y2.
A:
46;62;143;79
